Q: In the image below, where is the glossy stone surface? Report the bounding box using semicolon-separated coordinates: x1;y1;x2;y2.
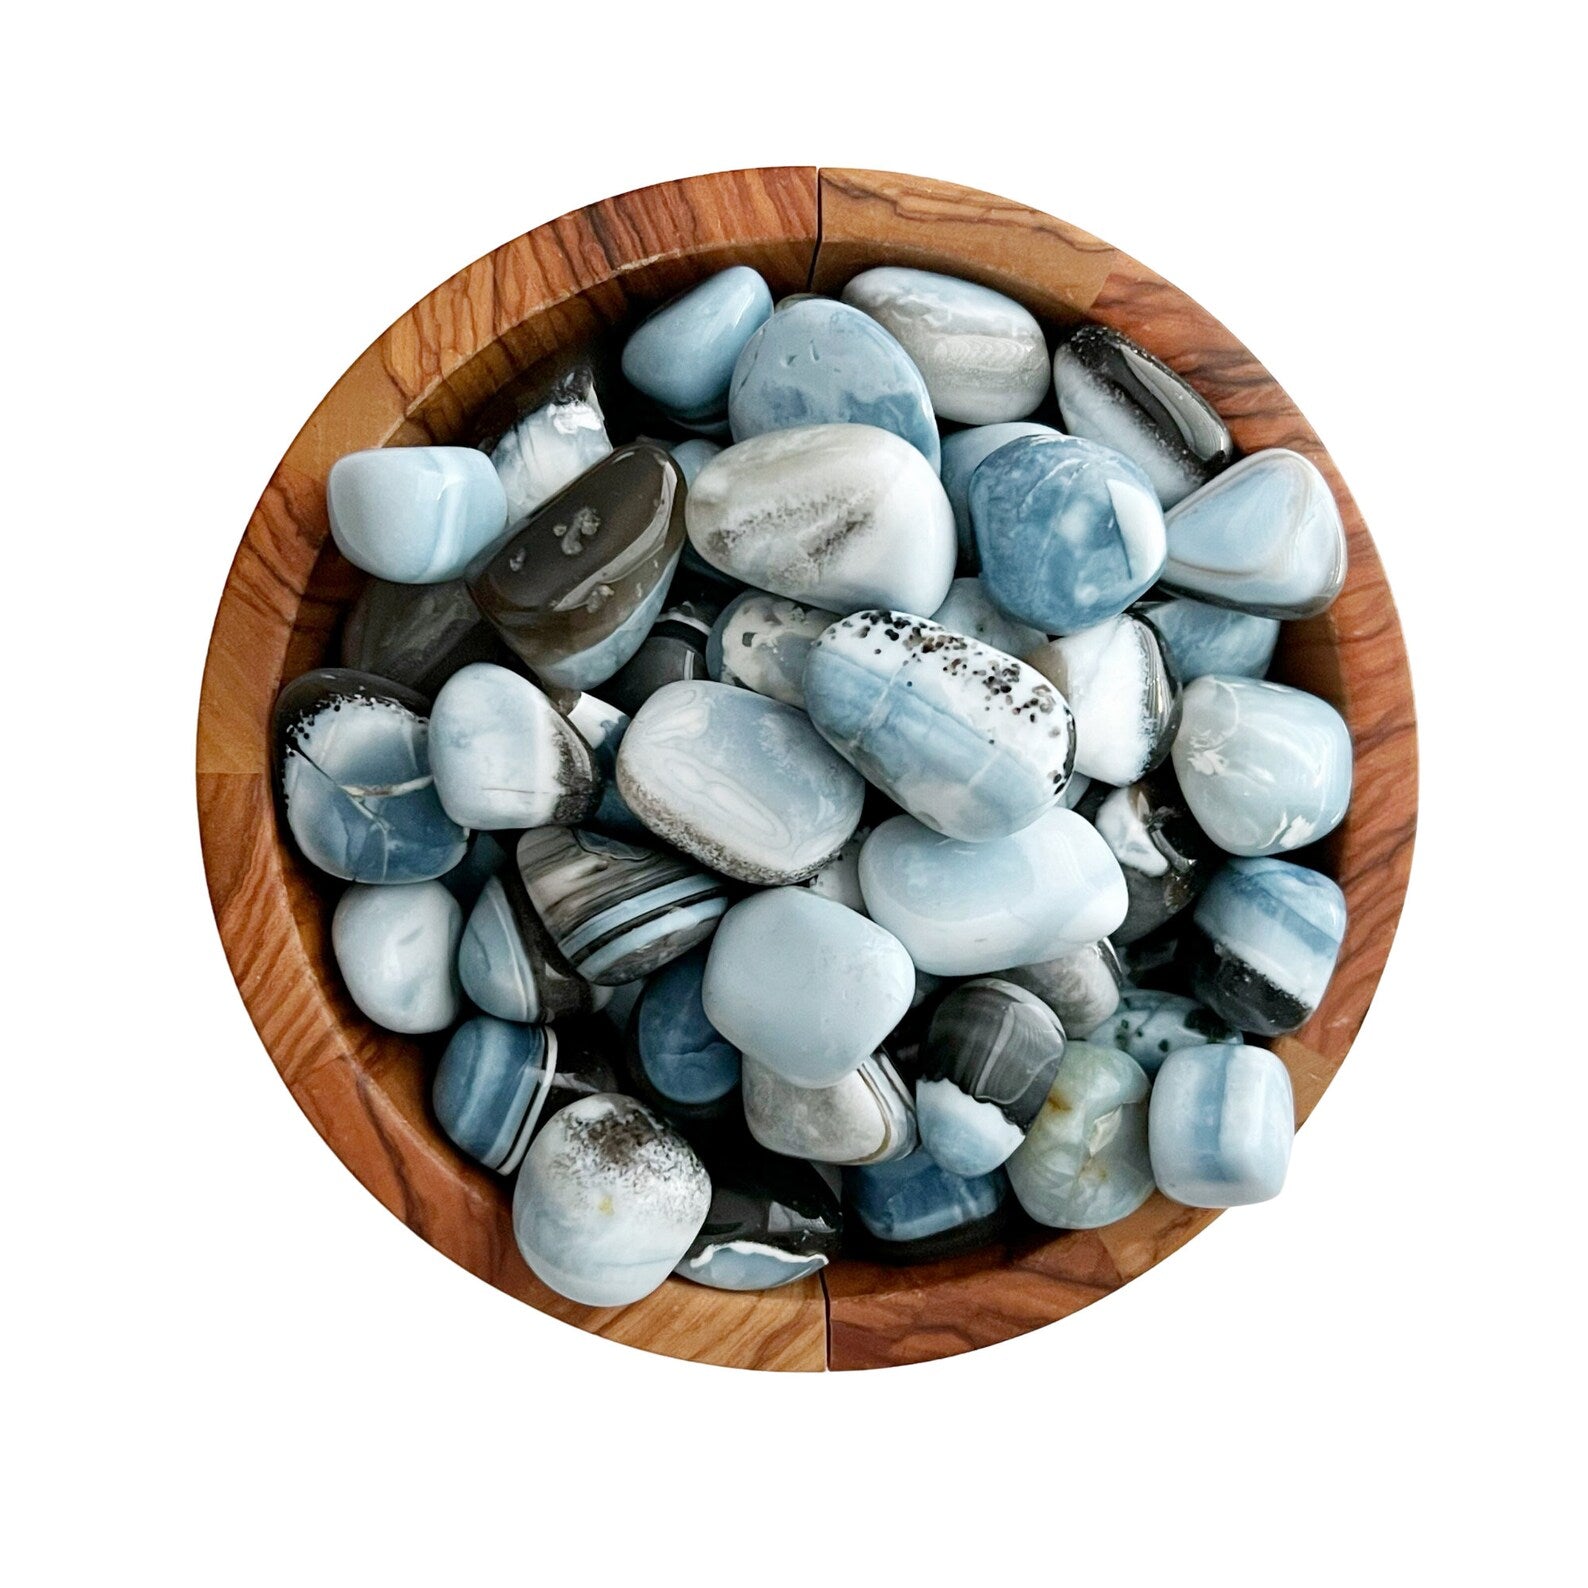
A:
685;424;956;616
970;434;1167;634
1052;325;1233;508
1027;613;1178;786
1149;1044;1293;1206
601;597;716;716
622;266;773;424
728;297;940;470
469;442;685;691
274;669;468;884
617;680;864;884
664;437;721;487
626;946;741;1116
917;979;1066;1176
928;577;1046;660
844;1152;1009;1261
858;810;1128;976
429;663;599;831
512;1094;710;1306
806;610;1074;842
939;421;1058;569
1162;449;1347;618
741;1049;917;1165
487;363;612;526
331;880;461;1034
340;576;521;697
1006;1041;1154;1228
563;691;648;840
1190;857;1347;1036
1001;938;1124;1037
516;827;729;985
457;870;593;1024
841;267;1048;424
703;889;914;1088
1133;596;1280;682
1172;676;1353;856
1088;986;1239;1078
706;590;836;709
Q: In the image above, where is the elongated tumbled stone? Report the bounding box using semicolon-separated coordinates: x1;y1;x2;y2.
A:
623;945;741;1119
487;363;612;525
858;809;1128;976
332;880;461;1033
970;433;1167;634
929;577;1046;659
340;576;522;697
1133;595;1280;682
805;610;1075;842
703;888;915;1088
1149;1043;1293;1206
512;1094;711;1306
844;1152;1009;1261
457;870;593;1024
1053;325;1233;508
685;424;956;617
939;421;1059;569
1162;449;1347;618
1001;939;1124;1036
728;297;940;469
328;446;508;584
1006;1041;1154;1228
706;590;836;709
1088;986;1238;1077
741;1049;917;1166
1172;675;1353;856
841;267;1049;425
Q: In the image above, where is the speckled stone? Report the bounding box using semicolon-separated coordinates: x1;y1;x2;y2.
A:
487;363;612;526
741;1049;917;1166
624;946;741;1120
939;421;1059;570
1001;938;1124;1036
706;590;836;710
1087;986;1239;1077
331;880;462;1034
457;869;593;1024
928;577;1046;660
1133;596;1280;682
844;1152;1009;1262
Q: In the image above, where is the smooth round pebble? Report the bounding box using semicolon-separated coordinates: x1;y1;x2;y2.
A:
630;946;741;1110
331;880;461;1034
706;589;837;709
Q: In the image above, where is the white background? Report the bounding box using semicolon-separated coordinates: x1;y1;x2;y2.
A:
4;3;1581;1583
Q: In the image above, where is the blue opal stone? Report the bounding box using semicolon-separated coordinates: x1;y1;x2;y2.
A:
331;880;462;1034
1190;857;1346;1036
805;610;1074;842
617;679;865;884
728;297;941;470
928;577;1046;659
970;433;1167;634
844;1152;1008;1261
1005;1041;1154;1228
706;589;836;710
664;437;722;487
1086;986;1238;1077
630;946;741;1111
1001;938;1124;1036
702;888;915;1088
939;422;1059;569
741;1049;917;1165
1172;676;1353;856
563;691;649;840
487;363;611;525
1149;1043;1294;1206
1134;596;1280;682
457;871;593;1024
275;670;468;884
622;266;773;424
328;446;508;584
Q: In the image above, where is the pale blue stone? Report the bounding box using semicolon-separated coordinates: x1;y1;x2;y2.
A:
702;888;915;1087
914;1080;1025;1178
1135;596;1280;681
1172;676;1353;856
679;1247;828;1290
929;577;1046;659
665;437;722;487
805;610;1074;842
800;827;868;914
564;692;649;839
327;447;508;584
634;946;741;1107
1087;987;1238;1077
457;875;537;1022
489;381;610;525
1149;1043;1294;1207
939;421;1059;568
622;266;773;423
970;433;1166;633
706;590;836;709
845;1151;1007;1242
728;298;941;471
533;546;682;692
331;880;461;1034
433;1016;553;1173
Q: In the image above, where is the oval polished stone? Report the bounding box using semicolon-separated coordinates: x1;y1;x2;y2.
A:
1149;1043;1294;1207
1006;1041;1155;1228
327;446;509;585
929;576;1046;659
805;610;1075;842
685;424;956;617
429;663;599;831
706;589;837;710
728;297;940;469
858;810;1128;976
939;421;1059;569
703;888;915;1088
512;1094;711;1306
741;1049;917;1166
1172;675;1353;856
1163;449;1347;618
844;1152;1009;1261
970;433;1167;634
616;680;865;884
627;945;741;1115
1133;595;1280;682
841;267;1049;425
488;363;612;526
1053;324;1234;508
457;870;593;1024
1001;939;1124;1036
331;880;461;1034
622;266;773;423
339;576;523;698
1088;987;1239;1077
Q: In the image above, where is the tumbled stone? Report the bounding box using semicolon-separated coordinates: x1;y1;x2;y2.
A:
487;363;612;525
469;442;685;691
741;1049;917;1165
1133;595;1280;682
685;424;956;617
841;266;1049;424
562;691;649;840
328;446;508;584
1150;1044;1293;1206
703;888;915;1088
1172;676;1352;856
939;421;1059;569
1162;449;1347;619
1005;1041;1154;1228
274;669;468;884
928;577;1046;659
664;437;721;487
858;809;1127;976
728;297;940;469
457;870;593;1024
512;1094;710;1306
1001;938;1124;1036
516;827;729;985
1189;856;1346;1036
1052;324;1233;508
339;576;521;697
844;1152;1009;1261
624;946;741;1119
970;433;1167;634
332;880;461;1034
601;597;717;716
706;590;836;710
616;680;864;884
1087;986;1238;1077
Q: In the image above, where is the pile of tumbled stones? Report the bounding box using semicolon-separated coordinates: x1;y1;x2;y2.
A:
273;262;1352;1307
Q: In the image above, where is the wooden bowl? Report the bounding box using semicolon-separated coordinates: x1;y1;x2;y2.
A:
196;167;1418;1371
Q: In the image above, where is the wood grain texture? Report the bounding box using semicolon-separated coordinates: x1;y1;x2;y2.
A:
196;166;1416;1373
